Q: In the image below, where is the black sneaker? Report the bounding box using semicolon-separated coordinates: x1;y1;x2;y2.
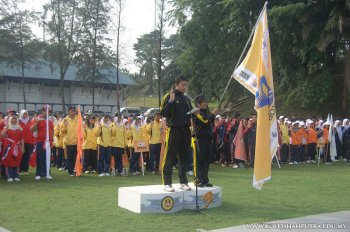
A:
204;183;213;187
197;183;204;188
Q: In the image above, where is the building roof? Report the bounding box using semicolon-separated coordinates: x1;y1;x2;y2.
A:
0;60;135;87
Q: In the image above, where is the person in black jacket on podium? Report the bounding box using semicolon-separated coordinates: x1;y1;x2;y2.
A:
192;95;215;187
160;75;193;192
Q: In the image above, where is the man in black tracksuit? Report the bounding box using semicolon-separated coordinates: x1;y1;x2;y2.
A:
160;75;192;192
192;96;215;187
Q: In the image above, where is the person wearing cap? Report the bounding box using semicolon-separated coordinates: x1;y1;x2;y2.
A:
30;106;54;180
160;75;193;192
54;117;65;170
1;114;25;182
214;115;228;167
289;121;301;164
244;114;257;168
140;116;151;172
192;95;215;187
227;112;241;168
342;119;350;162
111;113;126;176
211;115;221;162
279;116;289;164
322;122;332;163
146;113;163;174
83;114;99;174
299;121;308;163
18;110;34;175
307;120;317;163
126;116;143;175
97;113;114;177
334;120;343;161
61;105;78;176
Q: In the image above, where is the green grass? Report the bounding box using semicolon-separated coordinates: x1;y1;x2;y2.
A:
1;162;350;232
125;96;159;108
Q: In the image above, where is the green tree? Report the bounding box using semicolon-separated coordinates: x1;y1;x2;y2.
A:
45;0;81;113
115;0;125;113
133;31;157;96
76;0;113;111
156;0;166;106
0;0;39;108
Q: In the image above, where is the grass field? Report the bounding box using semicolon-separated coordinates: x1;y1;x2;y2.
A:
1;162;350;232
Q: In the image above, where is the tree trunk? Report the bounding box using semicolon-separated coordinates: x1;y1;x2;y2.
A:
343;49;350;115
92;0;101;112
115;0;122;113
21;55;26;109
19;22;27;109
92;87;95;112
157;0;165;107
60;77;66;114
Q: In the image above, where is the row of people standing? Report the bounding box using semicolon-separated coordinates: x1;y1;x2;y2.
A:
54;107;164;177
0;106;165;181
0;106;54;182
212;113;257;168
279;117;350;164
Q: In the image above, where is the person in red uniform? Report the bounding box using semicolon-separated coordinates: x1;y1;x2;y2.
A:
0;109;17;179
1;114;24;182
30;106;54;180
19;110;34;175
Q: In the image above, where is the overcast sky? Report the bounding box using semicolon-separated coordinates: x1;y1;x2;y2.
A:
22;0;177;73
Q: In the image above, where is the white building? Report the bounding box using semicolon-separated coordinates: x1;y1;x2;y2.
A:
0;60;135;114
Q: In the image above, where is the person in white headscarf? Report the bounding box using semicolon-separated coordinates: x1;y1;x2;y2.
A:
334;120;342;160
1;115;24;182
19;110;34;175
342;119;350;162
343;119;349;130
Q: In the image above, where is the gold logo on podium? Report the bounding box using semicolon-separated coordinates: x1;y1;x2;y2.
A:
203;191;214;208
161;196;174;211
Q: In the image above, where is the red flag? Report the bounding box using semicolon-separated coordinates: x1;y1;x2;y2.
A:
234;121;247;162
75;105;84;177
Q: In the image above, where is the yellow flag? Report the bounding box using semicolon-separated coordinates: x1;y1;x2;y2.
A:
232;2;279;190
75;105;84;177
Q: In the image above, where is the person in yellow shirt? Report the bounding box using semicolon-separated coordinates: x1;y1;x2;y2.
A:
278;116;290;164
141;117;150;170
111;113;126;175
54;120;65;170
97;113;114;177
289;121;301;164
146;113;162;174
299;121;308;163
127;116;142;175
83;114;99;174
61;106;78;176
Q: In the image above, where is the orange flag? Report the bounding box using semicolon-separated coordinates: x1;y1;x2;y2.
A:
234;121;247;162
75;105;84;177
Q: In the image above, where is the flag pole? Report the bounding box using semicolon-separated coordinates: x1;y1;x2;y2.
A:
218;2;268;109
45;104;51;179
274;154;281;168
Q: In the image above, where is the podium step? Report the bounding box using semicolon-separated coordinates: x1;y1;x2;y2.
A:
118;183;222;214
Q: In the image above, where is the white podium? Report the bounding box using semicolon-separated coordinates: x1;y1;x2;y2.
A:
118;184;222;214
